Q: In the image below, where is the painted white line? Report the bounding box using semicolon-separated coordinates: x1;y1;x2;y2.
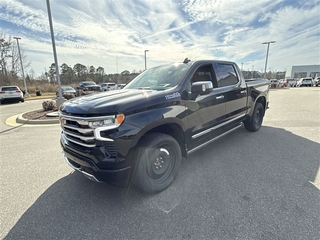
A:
310;166;320;190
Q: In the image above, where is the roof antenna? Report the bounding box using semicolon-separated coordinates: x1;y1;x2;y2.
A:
183;58;191;63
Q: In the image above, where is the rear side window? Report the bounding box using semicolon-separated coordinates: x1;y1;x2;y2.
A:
2;87;19;91
215;64;239;87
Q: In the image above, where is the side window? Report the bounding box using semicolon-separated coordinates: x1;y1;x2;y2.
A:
191;65;214;83
215;63;239;87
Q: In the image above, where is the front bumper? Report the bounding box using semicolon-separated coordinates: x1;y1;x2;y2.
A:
63;153;132;186
63;149;133;187
1;96;23;101
61;134;133;187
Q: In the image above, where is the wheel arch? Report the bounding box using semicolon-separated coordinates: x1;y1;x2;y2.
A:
255;96;267;116
137;122;187;159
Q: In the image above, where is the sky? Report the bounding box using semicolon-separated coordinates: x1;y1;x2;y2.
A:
0;0;319;77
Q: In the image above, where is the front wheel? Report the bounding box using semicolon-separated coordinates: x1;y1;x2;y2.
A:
243;102;265;132
135;133;182;193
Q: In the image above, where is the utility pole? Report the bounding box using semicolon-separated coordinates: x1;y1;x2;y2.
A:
262;41;276;79
13;37;29;97
144;50;149;70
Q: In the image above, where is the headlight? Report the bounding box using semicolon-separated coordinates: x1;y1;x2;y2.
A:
88;114;125;129
90;114;125;141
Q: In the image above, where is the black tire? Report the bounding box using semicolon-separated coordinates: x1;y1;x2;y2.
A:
135;133;182;193
21;98;24;102
244;102;264;132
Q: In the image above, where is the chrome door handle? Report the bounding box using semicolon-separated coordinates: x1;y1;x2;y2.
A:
216;95;224;99
240;90;246;94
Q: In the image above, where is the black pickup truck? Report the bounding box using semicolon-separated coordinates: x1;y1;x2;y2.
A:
59;59;269;193
76;81;101;96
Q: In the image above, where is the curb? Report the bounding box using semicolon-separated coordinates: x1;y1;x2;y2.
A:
25;97;57;101
16;112;59;125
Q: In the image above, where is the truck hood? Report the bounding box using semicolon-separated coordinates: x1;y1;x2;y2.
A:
59;89;178;116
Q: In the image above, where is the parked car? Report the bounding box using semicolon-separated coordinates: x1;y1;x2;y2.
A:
76;81;101;96
117;83;126;89
313;77;320;86
270;79;279;88
285;78;298;87
0;86;24;104
56;86;76;97
297;77;313;87
101;82;117;91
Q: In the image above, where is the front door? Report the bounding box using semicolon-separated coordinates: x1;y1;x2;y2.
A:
185;64;226;151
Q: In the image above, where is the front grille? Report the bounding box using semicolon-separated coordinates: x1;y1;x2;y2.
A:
60;116;96;147
60;114;116;148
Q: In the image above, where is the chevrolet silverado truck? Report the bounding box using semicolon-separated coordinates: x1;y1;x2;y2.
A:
59;59;269;193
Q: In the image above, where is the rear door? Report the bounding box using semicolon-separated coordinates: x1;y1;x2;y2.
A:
213;62;248;122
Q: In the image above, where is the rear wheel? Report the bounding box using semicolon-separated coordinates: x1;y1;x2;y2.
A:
244;102;264;132
135;133;182;193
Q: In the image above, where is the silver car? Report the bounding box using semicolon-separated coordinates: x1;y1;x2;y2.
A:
101;82;117;91
313;77;320;87
297;77;313;87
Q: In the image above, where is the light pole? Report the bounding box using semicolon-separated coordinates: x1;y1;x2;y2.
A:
262;41;276;79
252;65;254;78
13;37;29;97
144;50;149;70
46;0;64;106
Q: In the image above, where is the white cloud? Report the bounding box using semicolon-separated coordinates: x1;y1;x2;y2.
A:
0;0;319;76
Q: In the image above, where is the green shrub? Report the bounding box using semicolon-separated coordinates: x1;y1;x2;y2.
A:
42;100;57;111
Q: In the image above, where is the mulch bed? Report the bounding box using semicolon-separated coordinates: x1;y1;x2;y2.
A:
22;109;59;120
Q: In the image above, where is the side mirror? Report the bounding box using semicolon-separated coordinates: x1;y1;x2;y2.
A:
191;81;213;95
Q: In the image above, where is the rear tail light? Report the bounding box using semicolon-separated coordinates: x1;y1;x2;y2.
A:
0;91;5;94
16;90;21;92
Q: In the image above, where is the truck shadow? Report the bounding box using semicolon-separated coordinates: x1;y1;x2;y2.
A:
4;126;320;239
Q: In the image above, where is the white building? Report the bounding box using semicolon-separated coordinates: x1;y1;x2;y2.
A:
286;65;320;78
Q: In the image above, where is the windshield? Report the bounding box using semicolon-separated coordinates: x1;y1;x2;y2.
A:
125;63;190;90
63;87;74;90
82;82;96;86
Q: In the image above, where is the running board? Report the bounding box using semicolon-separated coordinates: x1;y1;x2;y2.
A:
187;123;242;155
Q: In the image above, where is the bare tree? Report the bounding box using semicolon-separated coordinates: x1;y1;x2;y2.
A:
0;33;31;81
0;34;12;76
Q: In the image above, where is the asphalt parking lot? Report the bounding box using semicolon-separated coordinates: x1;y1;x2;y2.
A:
0;88;319;239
